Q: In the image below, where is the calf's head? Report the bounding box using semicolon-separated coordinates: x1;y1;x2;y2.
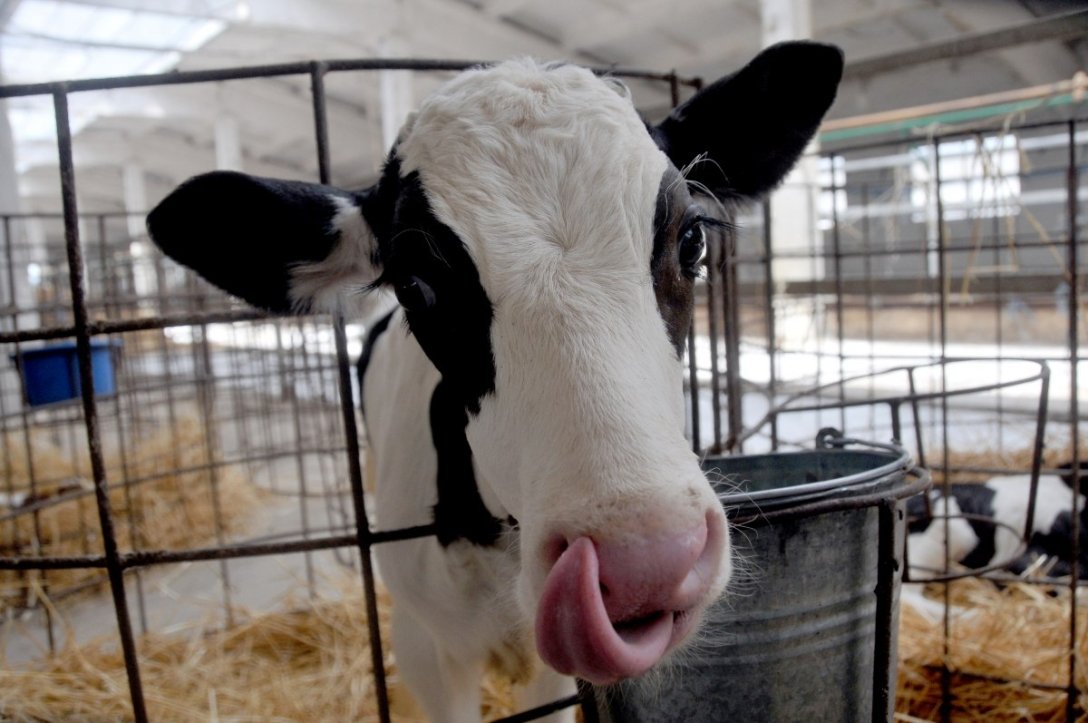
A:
148;43;842;684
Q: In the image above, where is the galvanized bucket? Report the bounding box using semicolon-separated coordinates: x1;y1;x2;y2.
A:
588;435;929;723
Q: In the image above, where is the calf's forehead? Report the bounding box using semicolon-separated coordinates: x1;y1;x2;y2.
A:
396;61;671;297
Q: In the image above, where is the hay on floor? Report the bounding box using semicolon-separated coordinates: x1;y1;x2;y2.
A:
897;577;1088;721
0;587;520;722
1;414;259;611
4;573;1084;721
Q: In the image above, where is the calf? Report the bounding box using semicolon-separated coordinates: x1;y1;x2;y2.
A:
147;45;842;722
907;461;1088;580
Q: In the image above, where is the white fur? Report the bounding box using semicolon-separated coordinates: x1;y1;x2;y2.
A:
907;496;977;579
907;475;1083;579
988;473;1081;566
288;195;381;314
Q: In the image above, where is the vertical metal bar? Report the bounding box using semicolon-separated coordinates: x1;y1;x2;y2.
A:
311;62;392;723
194;315;235;626
112;367;148;635
829;155;847;432
933;136;953;723
907;368;927;471
871;499;897;723
889;401;903;445
991;211;1005;452
762;200;779;450
54;89;148;723
96;215;108;314
667;71;681;108
705;225;723;453
687;317;701;453
1023;367;1050;543
277;321;316;595
1064;118;1081;723
862;185;876;430
722;226;743;452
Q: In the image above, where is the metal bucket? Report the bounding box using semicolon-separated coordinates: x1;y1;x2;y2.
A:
589;435;929;723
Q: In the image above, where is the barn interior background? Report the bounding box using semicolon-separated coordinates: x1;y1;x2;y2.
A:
0;0;1085;721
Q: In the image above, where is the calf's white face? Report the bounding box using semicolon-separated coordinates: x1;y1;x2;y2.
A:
148;44;843;685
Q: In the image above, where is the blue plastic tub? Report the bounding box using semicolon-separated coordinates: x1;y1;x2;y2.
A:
12;340;119;407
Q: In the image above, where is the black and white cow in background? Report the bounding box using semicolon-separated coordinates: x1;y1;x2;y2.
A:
147;44;843;723
907;461;1088;580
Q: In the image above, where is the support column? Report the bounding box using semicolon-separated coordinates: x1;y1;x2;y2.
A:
0;58;34;333
123;164;154;298
214;116;242;172
761;0;823;348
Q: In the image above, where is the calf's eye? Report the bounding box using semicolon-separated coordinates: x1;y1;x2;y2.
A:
678;222;706;275
394;275;437;312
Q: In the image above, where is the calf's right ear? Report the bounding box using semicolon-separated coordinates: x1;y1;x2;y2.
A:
147;170;388;314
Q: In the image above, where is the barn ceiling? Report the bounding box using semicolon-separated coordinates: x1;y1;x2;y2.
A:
0;0;1086;214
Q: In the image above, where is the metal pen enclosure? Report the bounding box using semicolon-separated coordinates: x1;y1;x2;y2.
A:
0;57;1084;722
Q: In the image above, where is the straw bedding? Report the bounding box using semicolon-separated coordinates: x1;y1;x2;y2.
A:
0;588;519;722
895;443;1088;720
3;442;1086;720
3;576;1083;721
1;415;258;611
896;578;1088;721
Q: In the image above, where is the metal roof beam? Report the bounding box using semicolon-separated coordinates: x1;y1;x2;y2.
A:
845;8;1088;79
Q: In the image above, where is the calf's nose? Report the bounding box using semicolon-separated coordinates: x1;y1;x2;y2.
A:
535;510;723;684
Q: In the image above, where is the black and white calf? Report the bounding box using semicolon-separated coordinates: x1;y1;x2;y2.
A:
907;462;1088;580
147;45;842;722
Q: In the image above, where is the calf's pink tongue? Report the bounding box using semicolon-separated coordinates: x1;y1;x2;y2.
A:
535;537;673;685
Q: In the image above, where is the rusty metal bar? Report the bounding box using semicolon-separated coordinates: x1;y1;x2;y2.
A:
871;499;898;722
933;134;954;723
1064;118;1082;723
53;88;149;723
0;58;699;100
762;200;780;450
310;62;393;723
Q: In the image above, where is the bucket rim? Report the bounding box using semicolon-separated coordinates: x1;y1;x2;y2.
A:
708;439;911;506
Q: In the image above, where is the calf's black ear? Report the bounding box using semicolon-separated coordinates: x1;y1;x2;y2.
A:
655;41;844;201
147;171;386;314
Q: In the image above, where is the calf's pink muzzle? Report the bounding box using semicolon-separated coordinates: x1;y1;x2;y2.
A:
535;511;724;684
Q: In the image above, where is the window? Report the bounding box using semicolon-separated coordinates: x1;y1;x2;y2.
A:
910;134;1021;222
818;154;846;231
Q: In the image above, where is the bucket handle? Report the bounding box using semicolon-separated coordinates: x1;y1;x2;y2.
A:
815;427;904;457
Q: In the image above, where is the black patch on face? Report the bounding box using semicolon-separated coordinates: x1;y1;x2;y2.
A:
373;165;496;415
366;157;503;547
355;307;397;418
430;380;504;547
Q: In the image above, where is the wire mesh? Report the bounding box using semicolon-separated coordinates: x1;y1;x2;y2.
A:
0;56;1084;722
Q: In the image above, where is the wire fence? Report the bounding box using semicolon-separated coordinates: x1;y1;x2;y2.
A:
0;57;1084;722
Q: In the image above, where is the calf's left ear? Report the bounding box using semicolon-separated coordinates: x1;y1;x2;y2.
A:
655;41;844;201
147;171;387;314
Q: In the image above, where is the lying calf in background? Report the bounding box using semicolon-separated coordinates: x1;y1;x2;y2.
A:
907;461;1088;580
